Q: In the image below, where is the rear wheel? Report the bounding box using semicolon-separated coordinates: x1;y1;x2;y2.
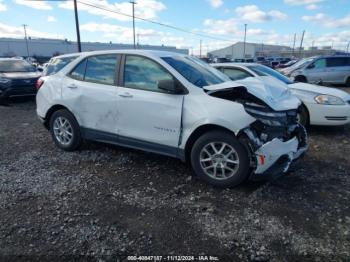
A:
49;109;82;151
190;131;250;188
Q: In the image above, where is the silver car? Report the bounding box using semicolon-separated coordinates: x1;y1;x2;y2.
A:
280;56;350;86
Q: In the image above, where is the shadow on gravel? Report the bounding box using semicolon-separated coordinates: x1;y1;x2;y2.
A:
0;96;35;107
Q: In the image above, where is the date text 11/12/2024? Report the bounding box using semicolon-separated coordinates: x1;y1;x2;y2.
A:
127;255;220;261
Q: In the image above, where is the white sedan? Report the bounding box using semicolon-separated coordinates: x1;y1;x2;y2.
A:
213;63;350;126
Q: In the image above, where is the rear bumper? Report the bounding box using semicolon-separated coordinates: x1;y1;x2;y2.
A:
0;85;36;98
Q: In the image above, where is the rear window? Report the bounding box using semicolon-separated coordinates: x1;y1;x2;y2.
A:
69;55;118;85
44;56;78;76
0;60;36;73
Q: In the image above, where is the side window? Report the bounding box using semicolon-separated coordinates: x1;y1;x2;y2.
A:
327;57;347;67
124;55;174;92
70;59;87;80
311;59;326;69
222;68;251;81
84;55;117;85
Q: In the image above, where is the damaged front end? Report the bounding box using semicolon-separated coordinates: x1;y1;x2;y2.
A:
205;80;308;180
241;106;308;179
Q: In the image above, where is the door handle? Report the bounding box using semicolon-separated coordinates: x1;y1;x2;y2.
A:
67;84;78;89
119;92;133;98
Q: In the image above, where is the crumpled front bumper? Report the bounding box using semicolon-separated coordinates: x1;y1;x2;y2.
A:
243;125;308;180
254;136;307;175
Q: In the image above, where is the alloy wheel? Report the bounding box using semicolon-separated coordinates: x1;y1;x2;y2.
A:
53;116;74;146
199;142;240;180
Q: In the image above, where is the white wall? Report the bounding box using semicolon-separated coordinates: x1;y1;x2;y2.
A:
0;38;188;57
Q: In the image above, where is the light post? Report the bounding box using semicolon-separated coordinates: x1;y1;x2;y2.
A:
22;24;30;58
243;24;247;59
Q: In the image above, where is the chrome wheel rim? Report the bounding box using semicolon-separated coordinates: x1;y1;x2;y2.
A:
53;116;73;146
199;142;240;180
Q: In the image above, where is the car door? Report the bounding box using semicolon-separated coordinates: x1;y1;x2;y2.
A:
116;54;184;150
325;57;348;84
62;54;119;133
304;58;327;83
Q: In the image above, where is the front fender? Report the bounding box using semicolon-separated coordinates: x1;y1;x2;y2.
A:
179;94;255;149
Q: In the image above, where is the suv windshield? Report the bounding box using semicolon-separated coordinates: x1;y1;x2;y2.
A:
248;65;293;84
0;60;36;73
162;56;230;87
44;56;78;76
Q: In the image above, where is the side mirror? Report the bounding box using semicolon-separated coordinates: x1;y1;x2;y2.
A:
158;79;178;94
37;67;43;72
307;64;315;69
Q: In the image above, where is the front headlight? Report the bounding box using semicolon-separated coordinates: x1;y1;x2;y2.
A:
314;95;345;105
0;77;11;86
244;107;288;126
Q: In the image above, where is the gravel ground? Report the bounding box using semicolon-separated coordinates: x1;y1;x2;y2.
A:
0;97;350;262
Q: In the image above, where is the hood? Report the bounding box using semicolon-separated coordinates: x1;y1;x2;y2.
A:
203;77;301;111
289;82;350;101
0;72;41;79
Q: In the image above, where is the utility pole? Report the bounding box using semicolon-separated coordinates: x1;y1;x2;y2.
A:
347;41;350;53
130;1;136;49
199;39;202;58
137;33;140;48
243;24;247;59
292;33;296;57
73;0;82;52
299;30;305;58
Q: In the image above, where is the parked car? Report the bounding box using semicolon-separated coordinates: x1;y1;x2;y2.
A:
0;58;41;100
36;50;307;188
43;53;80;76
213;63;350;126
277;59;298;69
213;57;231;63
280;56;350;86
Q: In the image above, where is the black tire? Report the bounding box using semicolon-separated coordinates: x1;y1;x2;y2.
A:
294;75;307;83
190;130;250;188
346;77;350;87
297;104;309;127
49;109;82;151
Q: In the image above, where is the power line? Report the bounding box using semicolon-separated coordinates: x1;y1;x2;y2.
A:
77;0;233;43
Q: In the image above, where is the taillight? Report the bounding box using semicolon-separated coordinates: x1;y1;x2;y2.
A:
36;78;44;90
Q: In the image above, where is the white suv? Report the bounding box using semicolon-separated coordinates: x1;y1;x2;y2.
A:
36;50;307;187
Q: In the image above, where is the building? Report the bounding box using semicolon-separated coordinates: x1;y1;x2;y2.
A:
208;41;348;60
0;37;188;59
208;42;292;60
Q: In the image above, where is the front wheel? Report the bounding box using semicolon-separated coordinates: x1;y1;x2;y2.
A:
294;75;307;83
297;105;309;127
346;77;350;87
190;131;250;188
49;109;82;151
